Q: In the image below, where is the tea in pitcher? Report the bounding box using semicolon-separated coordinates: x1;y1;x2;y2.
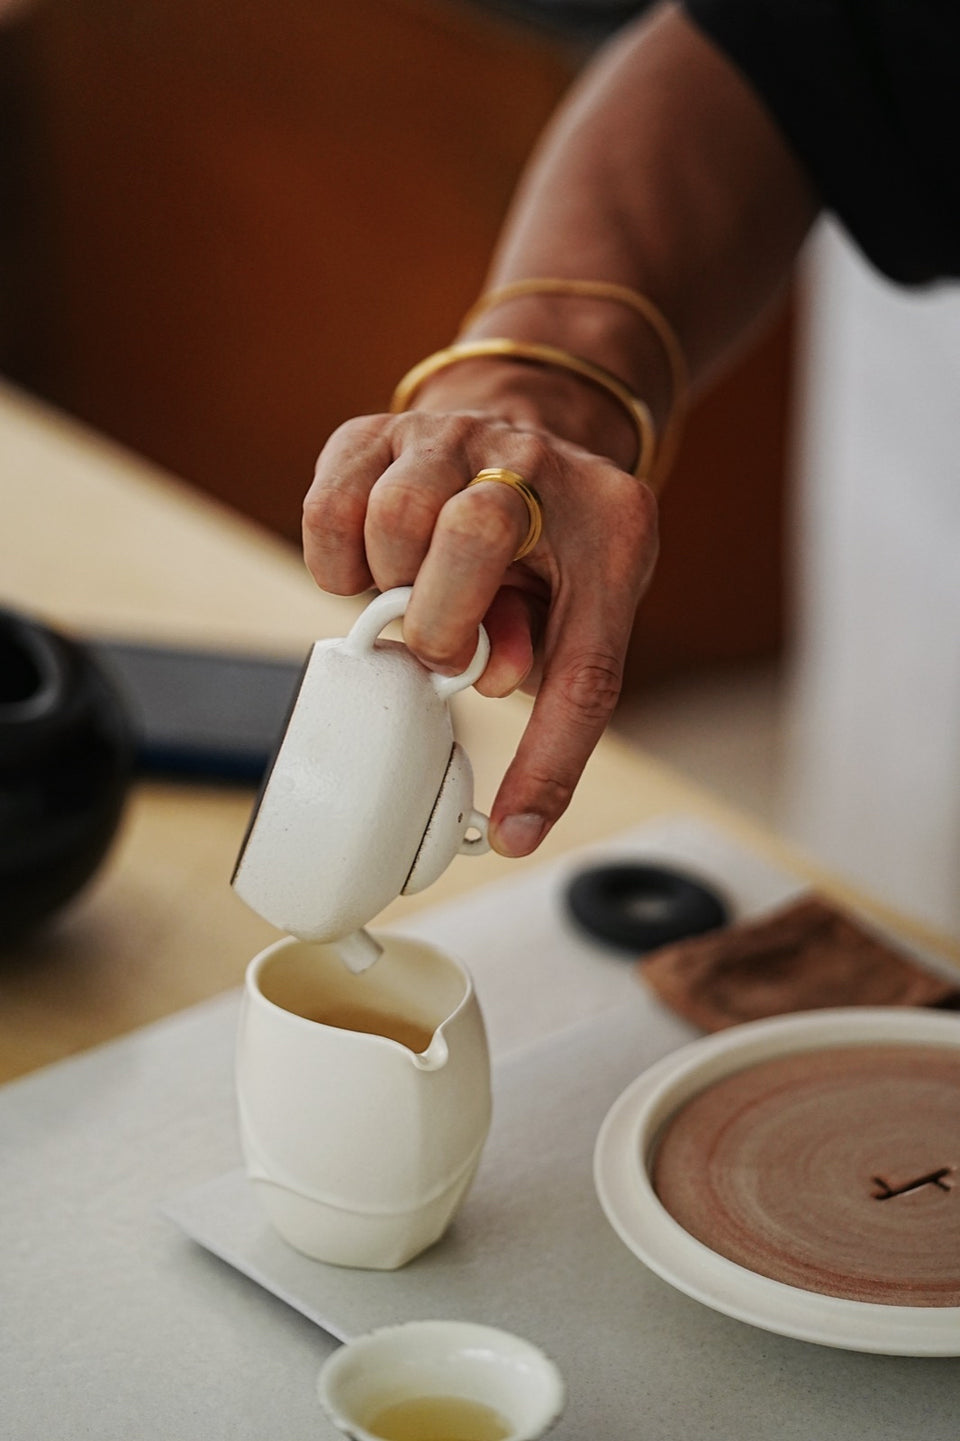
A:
307;1000;434;1054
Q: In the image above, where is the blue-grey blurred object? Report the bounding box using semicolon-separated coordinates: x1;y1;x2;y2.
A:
87;639;304;783
0;606;133;943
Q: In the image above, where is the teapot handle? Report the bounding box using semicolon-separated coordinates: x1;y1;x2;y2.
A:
342;586;490;699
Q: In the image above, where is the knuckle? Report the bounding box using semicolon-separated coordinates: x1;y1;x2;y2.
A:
324;413;384;450
633;481;660;547
510;432;558;481
555;652;624;728
301;485;367;554
368;478;438;543
445;489;519;558
631;475;661;539
596;456;658;529
394;409;476;456
598;466;660;576
524;770;576;818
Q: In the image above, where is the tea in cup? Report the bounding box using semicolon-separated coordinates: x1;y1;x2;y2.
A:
236;931;491;1269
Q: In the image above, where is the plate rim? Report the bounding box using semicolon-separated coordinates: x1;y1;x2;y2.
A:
593;1006;960;1356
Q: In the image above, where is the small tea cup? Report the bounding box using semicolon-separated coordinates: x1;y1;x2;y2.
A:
317;1320;565;1440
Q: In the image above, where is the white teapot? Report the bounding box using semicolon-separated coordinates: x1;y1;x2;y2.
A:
232;587;490;969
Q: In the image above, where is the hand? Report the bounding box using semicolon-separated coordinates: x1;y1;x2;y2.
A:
302;406;659;856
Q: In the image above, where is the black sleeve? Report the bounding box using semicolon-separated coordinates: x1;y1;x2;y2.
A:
682;0;960;284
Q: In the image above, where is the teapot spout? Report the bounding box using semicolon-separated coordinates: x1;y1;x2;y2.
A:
332;928;384;974
412;1030;449;1072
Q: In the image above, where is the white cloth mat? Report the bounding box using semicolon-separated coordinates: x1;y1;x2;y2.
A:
167;1003;960;1438
5;815;959;1440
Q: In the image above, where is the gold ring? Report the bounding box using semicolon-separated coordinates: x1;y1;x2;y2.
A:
466;468;543;561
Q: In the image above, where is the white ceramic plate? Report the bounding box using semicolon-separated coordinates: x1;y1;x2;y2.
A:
593;1007;960;1355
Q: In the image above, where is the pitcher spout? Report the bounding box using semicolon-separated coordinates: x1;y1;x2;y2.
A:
412;1029;449;1071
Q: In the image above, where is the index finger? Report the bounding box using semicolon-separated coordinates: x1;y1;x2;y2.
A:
487;601;640;857
302;416;396;595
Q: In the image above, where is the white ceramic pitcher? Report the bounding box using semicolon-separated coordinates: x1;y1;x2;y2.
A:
232;586;490;971
236;930;492;1269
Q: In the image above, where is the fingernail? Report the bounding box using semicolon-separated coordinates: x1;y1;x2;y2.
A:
494;813;547;857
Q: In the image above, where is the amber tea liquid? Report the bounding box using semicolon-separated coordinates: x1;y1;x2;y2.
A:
305;1000;434;1054
366;1394;512;1440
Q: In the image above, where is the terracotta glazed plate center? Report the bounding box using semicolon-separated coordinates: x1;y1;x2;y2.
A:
593;1009;960;1353
651;1042;960;1306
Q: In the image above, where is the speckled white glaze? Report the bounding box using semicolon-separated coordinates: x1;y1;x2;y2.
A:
232;587;489;964
237;931;492;1269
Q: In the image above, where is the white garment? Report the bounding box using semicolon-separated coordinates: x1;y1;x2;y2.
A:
784;223;960;936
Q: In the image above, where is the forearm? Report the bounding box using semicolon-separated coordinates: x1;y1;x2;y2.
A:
413;1;819;467
304;2;821;854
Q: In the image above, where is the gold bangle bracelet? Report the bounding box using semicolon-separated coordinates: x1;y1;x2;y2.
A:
459;277;689;485
389;337;656;485
460;277;688;408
